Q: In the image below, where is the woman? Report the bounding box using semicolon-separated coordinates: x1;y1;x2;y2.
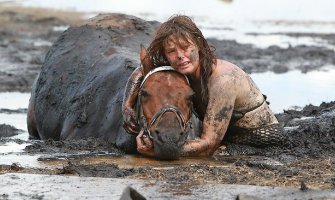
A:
122;15;283;157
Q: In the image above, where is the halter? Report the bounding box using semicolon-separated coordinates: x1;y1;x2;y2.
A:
140;66;190;88
137;66;192;139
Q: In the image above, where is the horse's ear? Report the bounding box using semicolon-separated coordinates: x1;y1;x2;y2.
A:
140;45;152;76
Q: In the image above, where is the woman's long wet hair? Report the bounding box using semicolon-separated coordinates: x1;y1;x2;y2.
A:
147;15;217;102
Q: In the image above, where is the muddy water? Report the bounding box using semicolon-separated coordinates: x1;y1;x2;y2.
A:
37;155;231;171
2;148;230;170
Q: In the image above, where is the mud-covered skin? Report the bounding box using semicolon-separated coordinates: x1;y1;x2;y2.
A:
122;67;143;135
27;14;160;153
181;60;279;156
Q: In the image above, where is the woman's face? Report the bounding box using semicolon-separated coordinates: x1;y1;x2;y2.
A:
164;36;200;77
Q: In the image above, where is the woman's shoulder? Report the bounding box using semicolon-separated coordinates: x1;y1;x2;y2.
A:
212;59;245;77
216;59;236;67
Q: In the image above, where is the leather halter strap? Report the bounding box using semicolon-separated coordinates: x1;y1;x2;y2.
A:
140;66;189;88
137;66;192;139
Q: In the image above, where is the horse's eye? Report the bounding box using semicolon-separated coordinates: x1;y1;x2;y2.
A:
187;93;194;105
140;89;149;99
187;92;195;101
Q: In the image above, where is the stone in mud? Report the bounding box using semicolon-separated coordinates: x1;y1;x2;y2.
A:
27;14;160;153
120;186;146;200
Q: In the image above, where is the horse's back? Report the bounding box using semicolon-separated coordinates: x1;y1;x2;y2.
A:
28;14;159;152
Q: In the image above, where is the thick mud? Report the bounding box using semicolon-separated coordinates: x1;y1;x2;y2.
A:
0;4;84;92
0;4;335;199
3;101;329;191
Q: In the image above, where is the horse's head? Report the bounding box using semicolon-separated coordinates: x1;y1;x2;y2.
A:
138;46;194;160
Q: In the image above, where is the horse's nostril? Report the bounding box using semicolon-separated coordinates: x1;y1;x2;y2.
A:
154;129;164;143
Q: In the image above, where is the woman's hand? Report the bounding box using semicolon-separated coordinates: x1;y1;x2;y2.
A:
122;67;143;135
122;106;139;135
136;130;155;157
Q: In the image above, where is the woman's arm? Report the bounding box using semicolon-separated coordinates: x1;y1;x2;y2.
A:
181;75;237;156
122;67;143;135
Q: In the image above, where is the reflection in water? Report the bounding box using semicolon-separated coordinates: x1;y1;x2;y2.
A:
39;155;226;169
0;153;232;170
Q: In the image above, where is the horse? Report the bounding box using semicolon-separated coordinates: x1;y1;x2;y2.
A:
26;14;196;160
137;47;195;160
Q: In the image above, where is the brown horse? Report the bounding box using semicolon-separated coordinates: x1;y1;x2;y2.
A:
26;14;196;159
138;47;195;160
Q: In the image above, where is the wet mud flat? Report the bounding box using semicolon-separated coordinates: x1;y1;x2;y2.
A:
1;173;334;200
2;101;335;199
1;117;335;200
0;4;335;199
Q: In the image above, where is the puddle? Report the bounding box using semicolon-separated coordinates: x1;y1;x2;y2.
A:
2;152;233;170
38;154;230;169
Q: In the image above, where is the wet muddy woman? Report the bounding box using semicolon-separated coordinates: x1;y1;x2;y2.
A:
122;15;285;157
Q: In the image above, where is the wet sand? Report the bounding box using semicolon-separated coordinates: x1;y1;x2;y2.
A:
0;4;334;199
